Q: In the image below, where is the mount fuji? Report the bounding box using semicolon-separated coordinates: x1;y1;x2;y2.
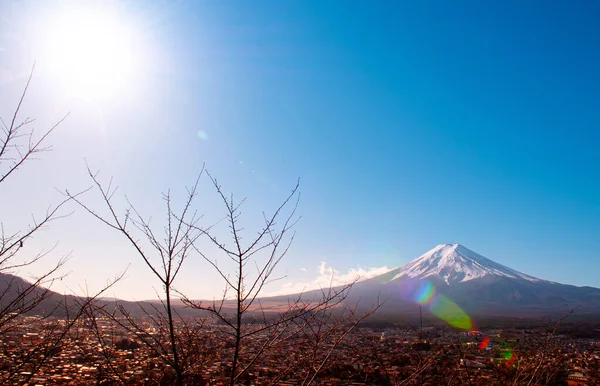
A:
378;243;546;285
342;244;600;321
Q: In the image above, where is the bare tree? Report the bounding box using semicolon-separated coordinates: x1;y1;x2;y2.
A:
66;165;204;385
0;65;71;327
69;167;374;385
180;173;383;385
181;172;303;384
0;66;127;385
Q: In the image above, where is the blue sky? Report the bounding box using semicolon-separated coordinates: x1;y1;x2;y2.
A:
0;1;598;299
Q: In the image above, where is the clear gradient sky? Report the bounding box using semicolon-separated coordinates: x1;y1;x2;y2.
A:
0;1;599;300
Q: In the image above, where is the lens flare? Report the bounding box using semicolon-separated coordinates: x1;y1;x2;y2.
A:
427;294;474;330
415;281;436;304
480;337;517;366
197;130;209;140
504;350;517;366
479;336;490;351
396;279;475;331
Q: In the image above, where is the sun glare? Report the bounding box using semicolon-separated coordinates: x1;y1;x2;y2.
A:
36;5;141;100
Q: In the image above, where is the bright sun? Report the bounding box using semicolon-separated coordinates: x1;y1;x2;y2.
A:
37;5;141;100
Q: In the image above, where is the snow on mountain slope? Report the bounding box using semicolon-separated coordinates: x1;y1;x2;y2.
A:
389;244;546;285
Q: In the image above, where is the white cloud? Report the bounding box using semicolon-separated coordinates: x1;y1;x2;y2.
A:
270;262;391;296
299;268;307;272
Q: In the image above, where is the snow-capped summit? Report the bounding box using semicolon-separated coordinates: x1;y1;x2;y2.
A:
389;243;544;285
